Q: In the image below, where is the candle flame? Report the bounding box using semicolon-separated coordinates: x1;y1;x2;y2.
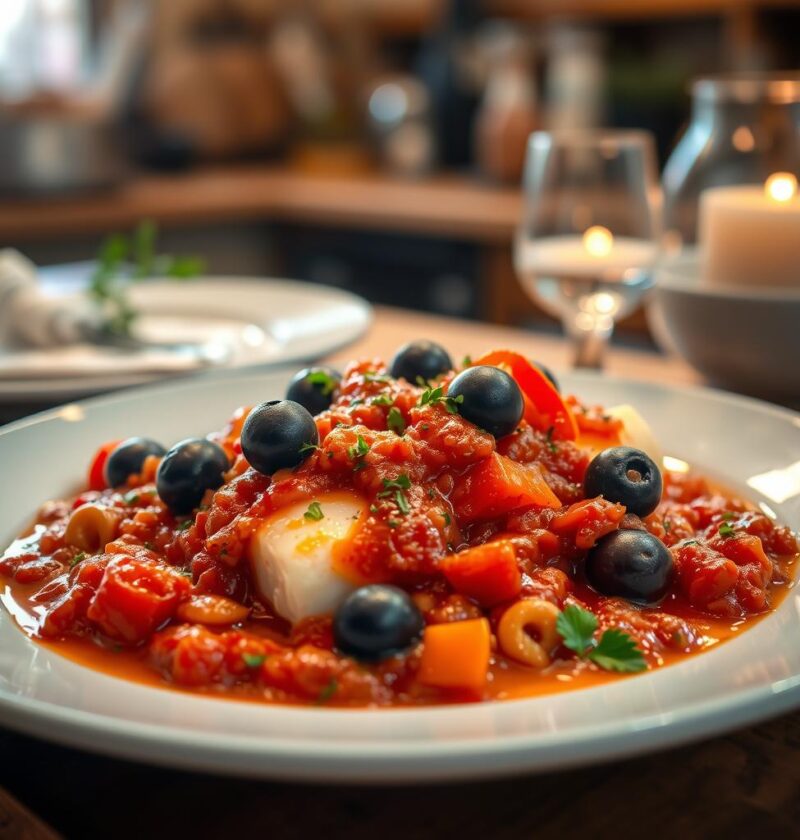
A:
765;172;797;203
583;225;614;257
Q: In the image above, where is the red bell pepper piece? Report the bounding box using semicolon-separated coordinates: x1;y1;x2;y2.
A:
452;452;560;523
87;440;122;491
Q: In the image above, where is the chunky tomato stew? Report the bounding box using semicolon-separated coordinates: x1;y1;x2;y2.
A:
1;345;797;707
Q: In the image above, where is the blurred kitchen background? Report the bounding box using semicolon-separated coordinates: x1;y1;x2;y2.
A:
1;0;799;338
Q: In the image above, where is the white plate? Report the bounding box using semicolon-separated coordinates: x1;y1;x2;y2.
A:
0;271;371;403
1;370;799;783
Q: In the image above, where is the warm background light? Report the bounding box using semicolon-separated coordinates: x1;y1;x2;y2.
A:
764;172;798;203
582;225;614;257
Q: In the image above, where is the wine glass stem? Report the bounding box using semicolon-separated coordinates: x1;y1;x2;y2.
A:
566;313;615;370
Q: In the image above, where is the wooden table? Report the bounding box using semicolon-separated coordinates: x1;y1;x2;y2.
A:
4;307;798;840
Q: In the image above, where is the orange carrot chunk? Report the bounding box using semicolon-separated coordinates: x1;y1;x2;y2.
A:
418;618;491;691
441;541;522;606
451;452;561;523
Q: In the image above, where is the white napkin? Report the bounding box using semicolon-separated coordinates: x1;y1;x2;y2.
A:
0;249;102;348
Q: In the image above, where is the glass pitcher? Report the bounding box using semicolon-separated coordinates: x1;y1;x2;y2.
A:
662;74;800;248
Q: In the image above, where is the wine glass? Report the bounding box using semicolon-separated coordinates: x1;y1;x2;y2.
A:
514;130;661;369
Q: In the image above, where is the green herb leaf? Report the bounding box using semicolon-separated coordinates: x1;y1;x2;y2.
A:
299;442;320;455
395;490;410;515
663;518;672;535
555;604;598;656
304;501;324;521
347;435;370;462
363;371;392;384
379;474;412;493
387;406;406;435
371;394;394;406
461;355;472;368
306;370;338;396
132;219;157;278
545;426;558;453
442;510;452;527
418;386;463;415
164;255;205;279
588;629;647;673
721;511;735;522
69;551;87;569
555;604;646;674
242;652;266;669
123;491;140;506
719;522;736;538
316;678;338;704
177;520;192;532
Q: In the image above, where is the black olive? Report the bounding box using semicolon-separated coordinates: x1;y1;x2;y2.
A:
446;365;524;438
333;585;424;663
285;367;341;416
240;399;319;476
584;446;663;517
104;437;166;488
155;438;229;515
389;340;452;384
585;529;673;604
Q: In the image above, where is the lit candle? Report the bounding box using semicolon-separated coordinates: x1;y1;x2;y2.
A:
699;173;800;288
515;226;658;279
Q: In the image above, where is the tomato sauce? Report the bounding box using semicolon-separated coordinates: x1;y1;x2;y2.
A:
1;354;797;707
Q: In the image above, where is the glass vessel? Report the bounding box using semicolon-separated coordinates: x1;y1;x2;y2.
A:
514;130;660;369
662;74;800;249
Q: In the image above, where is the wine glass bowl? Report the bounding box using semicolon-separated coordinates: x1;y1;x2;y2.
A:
514;130;660;369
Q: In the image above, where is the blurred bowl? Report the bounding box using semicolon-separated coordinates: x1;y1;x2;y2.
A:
649;253;800;400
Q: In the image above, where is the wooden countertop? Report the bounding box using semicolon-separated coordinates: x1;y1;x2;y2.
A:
2;307;796;840
0;166;523;243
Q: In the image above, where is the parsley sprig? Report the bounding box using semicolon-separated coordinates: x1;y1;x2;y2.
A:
387;406;406;435
556;604;646;673
418;386;463;415
242;652;267;669
305;370;338;396
377;474;412;516
90;220;204;336
346;435;370;472
304;501;324;521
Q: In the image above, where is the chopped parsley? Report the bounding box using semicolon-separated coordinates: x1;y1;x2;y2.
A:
371;394;394;406
316;678;338;704
304;501;324;521
545;426;558;454
719;522;736;539
177;520;192;532
69;551;86;569
663;518;672;535
123;491;140;506
556;604;646;673
242;652;267;669
143;540;156;551
305;369;338;396
387;406;406;435
442;510;452;527
178;568;193;578
721;511;735;521
378;474;412;517
461;355;472;368
418;385;463;415
346;435;370;472
363;371;392;384
299;441;320;455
